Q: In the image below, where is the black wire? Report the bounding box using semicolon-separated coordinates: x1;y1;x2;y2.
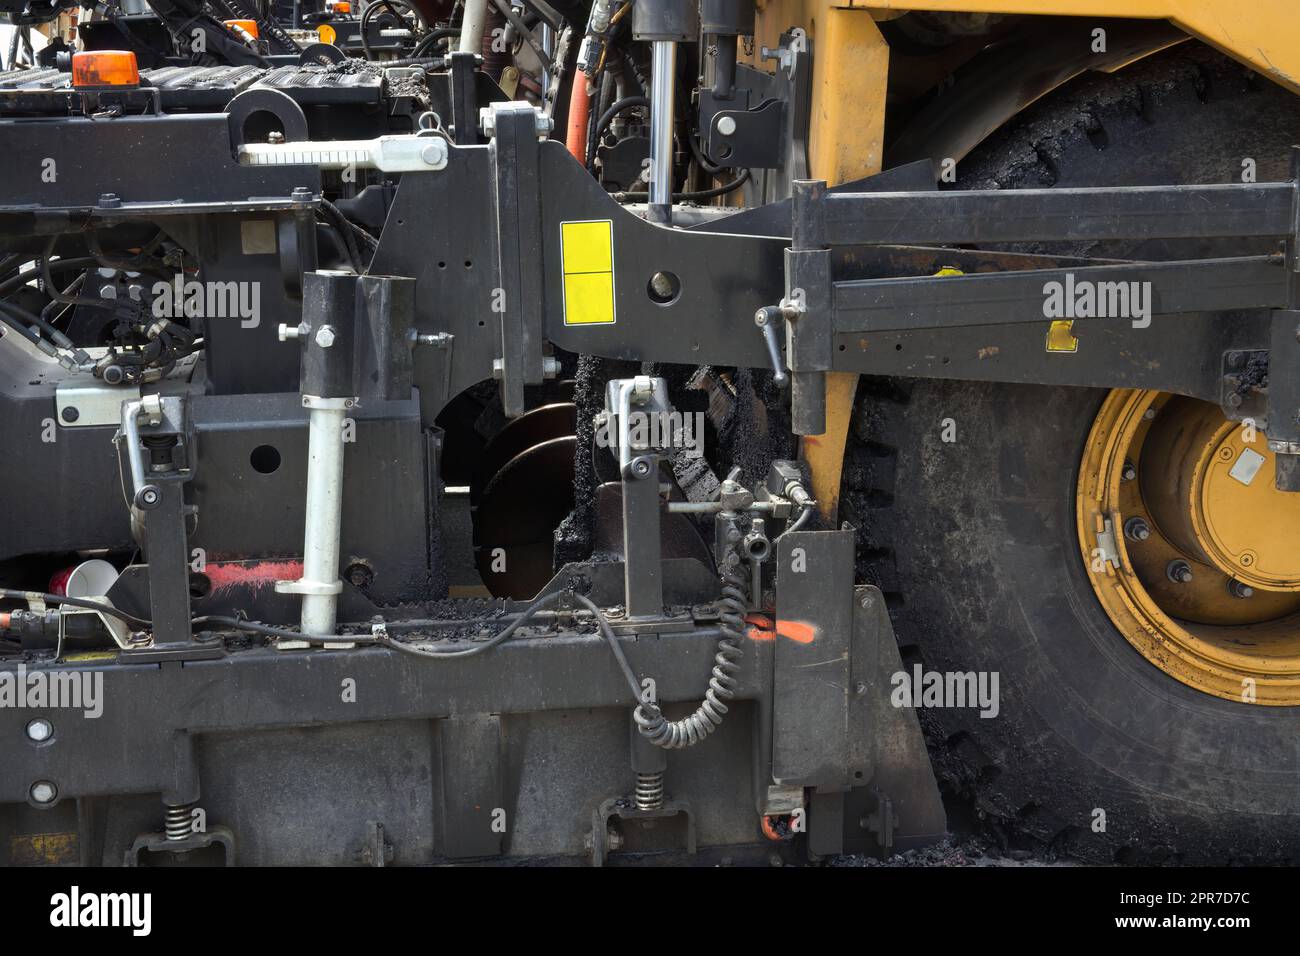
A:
0;590;152;627
319;199;365;272
376;589;563;658
616;167;750;202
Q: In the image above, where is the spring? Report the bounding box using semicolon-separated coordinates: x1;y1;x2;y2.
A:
635;771;665;810
164;802;195;841
635;562;746;749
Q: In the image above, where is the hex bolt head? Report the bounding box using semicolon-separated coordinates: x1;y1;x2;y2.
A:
1167;560;1194;584
1123;517;1151;542
25;718;53;742
315;325;336;348
30;780;57;804
717;115;738;136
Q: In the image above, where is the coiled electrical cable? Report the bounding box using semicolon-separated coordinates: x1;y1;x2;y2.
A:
633;560;745;749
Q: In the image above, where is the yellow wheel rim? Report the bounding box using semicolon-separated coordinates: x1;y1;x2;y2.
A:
1077;390;1300;705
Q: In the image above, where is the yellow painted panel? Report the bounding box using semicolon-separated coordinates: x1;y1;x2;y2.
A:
563;272;616;325
860;0;1300;93
560;219;614;275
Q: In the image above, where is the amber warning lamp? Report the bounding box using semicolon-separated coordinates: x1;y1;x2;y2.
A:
70;50;140;90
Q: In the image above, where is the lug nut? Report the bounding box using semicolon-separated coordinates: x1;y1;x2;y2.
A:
1167;560;1194;584
1229;580;1255;599
1123;517;1151;542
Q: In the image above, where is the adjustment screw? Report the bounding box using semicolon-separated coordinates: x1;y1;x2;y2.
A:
1123;517;1151;542
1167;560;1194;584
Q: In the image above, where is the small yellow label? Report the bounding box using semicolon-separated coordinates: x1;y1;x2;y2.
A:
561;220;616;325
1046;320;1079;353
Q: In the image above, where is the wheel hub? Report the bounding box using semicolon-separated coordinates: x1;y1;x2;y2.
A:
1078;390;1300;704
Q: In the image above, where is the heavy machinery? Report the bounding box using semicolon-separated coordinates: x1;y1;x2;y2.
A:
1;0;1299;866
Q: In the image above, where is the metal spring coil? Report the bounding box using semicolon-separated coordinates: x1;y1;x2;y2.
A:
165;803;195;841
634;563;746;749
635;771;665;810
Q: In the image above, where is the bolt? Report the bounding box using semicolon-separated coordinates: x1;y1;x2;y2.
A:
315;325;336;348
1123;517;1151;542
140;488;159;506
25;718;53;742
97;193;121;208
290;186;314;201
1167;560;1194;584
1229;580;1255;599
631;458;653;478
717;115;737;136
1121;460;1137;481
420;143;444;166
98;284;117;300
1143;408;1157;420
649;271;676;300
30;780;57;804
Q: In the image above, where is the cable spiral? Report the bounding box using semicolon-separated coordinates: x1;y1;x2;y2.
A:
635;562;746;749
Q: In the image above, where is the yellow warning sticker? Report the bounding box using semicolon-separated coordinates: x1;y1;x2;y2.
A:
1046;320;1079;353
561;219;616;325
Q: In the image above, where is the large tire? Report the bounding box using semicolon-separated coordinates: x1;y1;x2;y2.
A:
844;45;1300;864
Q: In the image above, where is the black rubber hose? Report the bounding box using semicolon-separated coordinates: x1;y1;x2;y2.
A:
0;298;75;350
0;257;96;300
586;94;650;168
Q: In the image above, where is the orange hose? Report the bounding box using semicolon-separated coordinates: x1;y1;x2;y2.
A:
565;74;591;164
